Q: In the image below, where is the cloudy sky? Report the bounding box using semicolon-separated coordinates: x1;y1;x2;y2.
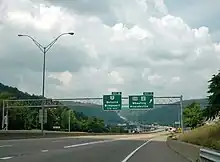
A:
0;0;219;100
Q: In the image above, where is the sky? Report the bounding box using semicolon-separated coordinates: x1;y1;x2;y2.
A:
0;0;219;100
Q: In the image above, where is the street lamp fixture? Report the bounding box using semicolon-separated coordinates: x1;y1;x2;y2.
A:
68;32;74;35
17;32;74;135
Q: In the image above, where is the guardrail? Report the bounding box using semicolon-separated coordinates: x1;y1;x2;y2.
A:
200;148;220;162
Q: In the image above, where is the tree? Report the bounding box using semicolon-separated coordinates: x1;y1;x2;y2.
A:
204;71;220;119
183;102;204;129
87;116;105;133
0;82;124;133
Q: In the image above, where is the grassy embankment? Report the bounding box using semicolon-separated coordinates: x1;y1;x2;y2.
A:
178;122;220;150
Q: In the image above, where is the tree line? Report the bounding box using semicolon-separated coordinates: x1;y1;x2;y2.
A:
0;83;127;133
183;71;220;128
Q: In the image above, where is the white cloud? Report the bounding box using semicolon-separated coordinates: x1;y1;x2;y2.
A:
110;23;153;42
0;0;219;99
108;70;124;84
48;71;72;87
171;76;180;83
147;74;163;85
107;88;119;93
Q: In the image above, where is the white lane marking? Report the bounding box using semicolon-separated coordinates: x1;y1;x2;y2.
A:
64;139;116;149
121;140;152;162
0;156;13;160
0;145;12;148
41;150;48;153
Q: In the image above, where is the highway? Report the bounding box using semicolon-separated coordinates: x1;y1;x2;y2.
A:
0;133;189;162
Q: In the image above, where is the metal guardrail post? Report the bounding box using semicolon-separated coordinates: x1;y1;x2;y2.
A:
200;148;220;162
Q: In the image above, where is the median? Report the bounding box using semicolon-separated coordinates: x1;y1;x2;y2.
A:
0;130;131;140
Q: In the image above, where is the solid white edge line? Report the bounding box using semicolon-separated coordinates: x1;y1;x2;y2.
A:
121;139;152;162
64;139;116;149
0;156;13;160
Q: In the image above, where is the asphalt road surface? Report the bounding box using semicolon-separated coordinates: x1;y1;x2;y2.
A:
0;134;189;162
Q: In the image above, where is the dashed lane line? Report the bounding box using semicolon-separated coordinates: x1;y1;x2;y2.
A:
0;156;14;160
63;139;117;149
0;145;12;148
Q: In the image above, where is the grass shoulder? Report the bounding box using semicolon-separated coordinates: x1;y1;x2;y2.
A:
178;122;220;150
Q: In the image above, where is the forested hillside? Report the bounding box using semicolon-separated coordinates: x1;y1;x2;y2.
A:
0;83;125;133
63;101;125;125
119;98;208;125
0;82;209;128
63;98;208;126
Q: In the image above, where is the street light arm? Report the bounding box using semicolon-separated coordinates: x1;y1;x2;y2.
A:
45;32;74;53
18;34;44;53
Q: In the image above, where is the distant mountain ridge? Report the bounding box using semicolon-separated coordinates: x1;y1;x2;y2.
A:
62;98;208;126
0;82;208;126
0;82;111;132
119;98;208;126
62;101;125;125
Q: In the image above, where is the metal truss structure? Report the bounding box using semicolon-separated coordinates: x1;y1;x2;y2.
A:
1;96;183;131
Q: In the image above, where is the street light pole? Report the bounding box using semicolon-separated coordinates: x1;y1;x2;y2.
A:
18;32;74;135
41;48;46;135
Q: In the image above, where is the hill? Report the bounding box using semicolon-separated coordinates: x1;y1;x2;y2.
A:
0;82;209;127
119;98;208;126
62;101;125;125
62;98;208;126
0;83;115;133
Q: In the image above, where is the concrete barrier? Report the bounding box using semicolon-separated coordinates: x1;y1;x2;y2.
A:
166;138;201;162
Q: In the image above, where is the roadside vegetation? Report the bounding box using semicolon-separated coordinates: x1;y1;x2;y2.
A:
179;122;220;150
178;71;220;150
0;83;127;133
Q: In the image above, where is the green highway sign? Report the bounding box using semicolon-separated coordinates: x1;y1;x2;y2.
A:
112;92;122;95
143;92;153;96
103;94;122;111
129;95;154;109
174;121;180;125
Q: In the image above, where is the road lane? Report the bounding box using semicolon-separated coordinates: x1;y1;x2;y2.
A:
0;138;105;158
127;137;189;162
2;140;147;162
0;132;188;162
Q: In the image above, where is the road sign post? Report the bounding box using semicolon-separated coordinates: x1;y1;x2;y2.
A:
103;94;122;111
39;109;47;124
129;93;154;110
